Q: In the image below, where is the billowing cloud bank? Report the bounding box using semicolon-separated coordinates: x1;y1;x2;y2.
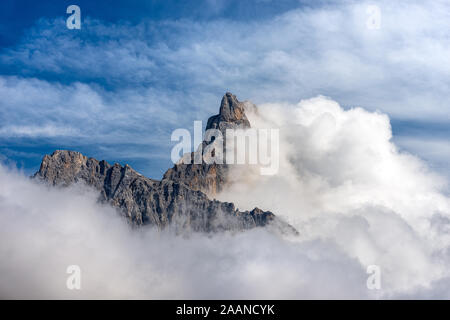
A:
0;96;449;299
220;96;450;297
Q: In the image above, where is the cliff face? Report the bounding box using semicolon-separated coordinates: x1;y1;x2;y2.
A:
34;93;296;234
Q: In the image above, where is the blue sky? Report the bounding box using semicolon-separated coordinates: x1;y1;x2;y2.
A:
0;0;448;180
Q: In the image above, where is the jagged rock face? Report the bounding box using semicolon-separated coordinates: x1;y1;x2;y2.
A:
34;150;279;232
163;92;251;196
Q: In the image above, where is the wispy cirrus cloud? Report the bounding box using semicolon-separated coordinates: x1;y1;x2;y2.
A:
0;125;79;138
2;0;449;119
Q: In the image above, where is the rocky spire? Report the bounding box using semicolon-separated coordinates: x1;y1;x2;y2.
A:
206;92;251;133
164;92;251;196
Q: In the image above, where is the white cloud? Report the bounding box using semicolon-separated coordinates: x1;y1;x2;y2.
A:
0;76;182;144
0;0;448;177
0;1;449;298
217;96;450;296
394;136;450;181
0;125;79;138
2;0;449;121
0;164;368;299
0;96;449;298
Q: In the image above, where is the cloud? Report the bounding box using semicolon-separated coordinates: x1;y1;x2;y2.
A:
0;1;449;298
0;76;181;141
0;96;449;299
217;96;450;296
2;0;449;120
0;75;186;172
0;125;79;138
0;164;369;299
0;0;448;178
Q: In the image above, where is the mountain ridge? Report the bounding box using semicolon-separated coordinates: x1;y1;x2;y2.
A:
33;93;296;234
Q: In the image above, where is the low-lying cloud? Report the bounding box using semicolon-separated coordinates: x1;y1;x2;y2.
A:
0;96;449;299
0;164;368;299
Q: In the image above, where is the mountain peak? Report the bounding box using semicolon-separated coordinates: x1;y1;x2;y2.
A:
206;92;251;131
219;92;246;122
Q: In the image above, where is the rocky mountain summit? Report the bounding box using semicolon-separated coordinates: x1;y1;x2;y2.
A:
163;92;253;196
34;93;295;234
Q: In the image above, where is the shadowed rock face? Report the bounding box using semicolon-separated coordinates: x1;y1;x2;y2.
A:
34;93;297;234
